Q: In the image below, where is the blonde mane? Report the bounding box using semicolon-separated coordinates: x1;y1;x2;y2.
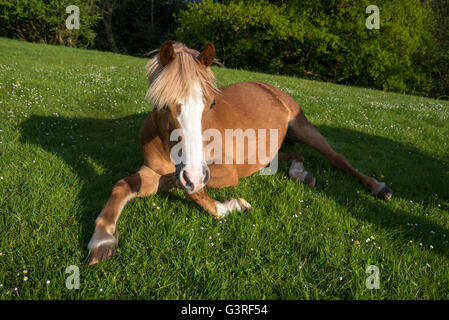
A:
145;42;219;109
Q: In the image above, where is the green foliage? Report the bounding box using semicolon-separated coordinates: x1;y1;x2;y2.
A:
429;0;449;98
0;0;101;48
176;0;439;96
0;0;446;97
93;0;188;55
176;0;306;71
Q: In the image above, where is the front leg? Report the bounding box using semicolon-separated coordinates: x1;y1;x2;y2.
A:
88;165;162;265
188;189;252;218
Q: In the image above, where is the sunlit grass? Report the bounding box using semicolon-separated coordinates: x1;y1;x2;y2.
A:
0;37;448;299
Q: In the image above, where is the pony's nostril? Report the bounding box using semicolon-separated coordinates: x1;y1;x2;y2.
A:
182;170;190;184
203;167;210;185
182;170;194;191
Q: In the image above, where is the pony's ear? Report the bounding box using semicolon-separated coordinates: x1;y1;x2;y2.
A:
198;42;216;67
159;41;176;66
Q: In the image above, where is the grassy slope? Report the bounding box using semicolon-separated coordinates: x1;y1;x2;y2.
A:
0;37;448;299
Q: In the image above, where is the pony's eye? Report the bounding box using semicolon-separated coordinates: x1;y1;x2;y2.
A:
162;105;169;111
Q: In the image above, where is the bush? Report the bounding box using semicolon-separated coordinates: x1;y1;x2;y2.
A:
0;0;101;48
176;0;308;72
93;0;188;55
176;0;437;96
429;0;449;98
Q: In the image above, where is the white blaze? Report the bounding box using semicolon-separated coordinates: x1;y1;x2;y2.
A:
176;82;206;187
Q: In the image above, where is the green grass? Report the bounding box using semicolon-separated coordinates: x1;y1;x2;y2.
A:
0;37;448;300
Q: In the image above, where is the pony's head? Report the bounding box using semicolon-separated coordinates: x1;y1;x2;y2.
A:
145;41;218;194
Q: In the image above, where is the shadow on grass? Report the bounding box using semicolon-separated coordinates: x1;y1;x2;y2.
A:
19;113;186;260
20;115;449;258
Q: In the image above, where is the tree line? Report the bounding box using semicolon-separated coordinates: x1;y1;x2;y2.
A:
0;0;447;99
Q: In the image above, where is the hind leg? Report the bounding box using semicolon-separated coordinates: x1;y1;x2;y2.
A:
279;153;316;187
288;111;392;200
88;165;172;265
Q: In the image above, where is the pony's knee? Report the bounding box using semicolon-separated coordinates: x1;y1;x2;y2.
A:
112;179;132;196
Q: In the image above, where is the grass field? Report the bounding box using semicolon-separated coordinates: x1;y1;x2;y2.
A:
0;37;448;300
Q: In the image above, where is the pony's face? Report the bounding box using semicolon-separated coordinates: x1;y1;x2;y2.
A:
152;41;216;194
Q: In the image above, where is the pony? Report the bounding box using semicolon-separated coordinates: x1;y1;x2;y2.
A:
87;41;392;265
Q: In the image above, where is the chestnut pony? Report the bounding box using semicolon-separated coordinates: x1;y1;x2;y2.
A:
87;41;392;264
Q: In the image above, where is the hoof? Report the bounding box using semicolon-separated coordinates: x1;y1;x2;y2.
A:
375;184;392;201
216;198;252;218
88;233;118;265
301;172;316;188
288;161;315;188
236;198;252;211
88;242;117;265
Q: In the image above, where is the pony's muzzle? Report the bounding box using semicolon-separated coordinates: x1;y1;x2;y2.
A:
177;164;210;194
